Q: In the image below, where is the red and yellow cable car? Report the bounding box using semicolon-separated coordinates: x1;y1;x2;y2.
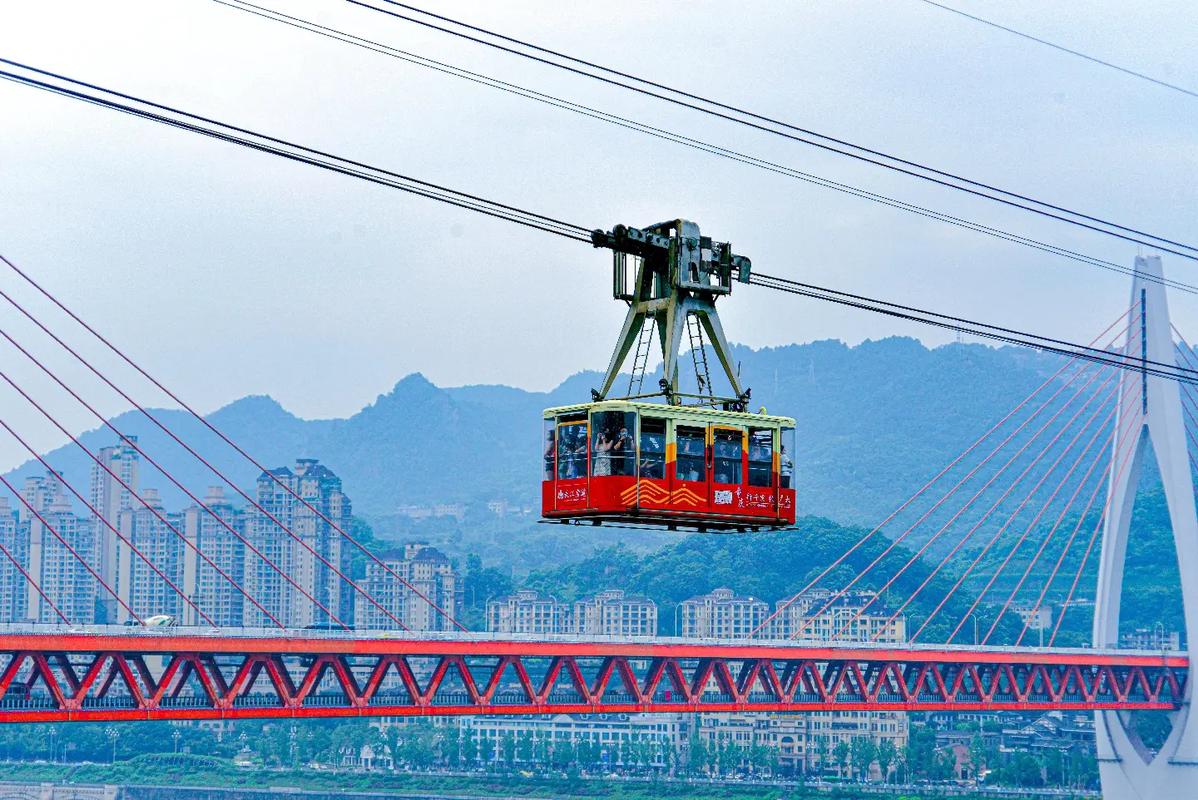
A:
540;219;796;532
542;400;795;530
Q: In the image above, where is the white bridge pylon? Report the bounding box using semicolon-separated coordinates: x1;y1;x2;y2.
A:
1094;255;1198;798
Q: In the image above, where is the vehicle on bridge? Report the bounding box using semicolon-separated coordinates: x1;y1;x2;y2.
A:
541;220;796;532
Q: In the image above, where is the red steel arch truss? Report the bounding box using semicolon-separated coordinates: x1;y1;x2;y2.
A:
0;633;1185;723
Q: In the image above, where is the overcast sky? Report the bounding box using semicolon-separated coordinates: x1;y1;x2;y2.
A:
0;0;1195;468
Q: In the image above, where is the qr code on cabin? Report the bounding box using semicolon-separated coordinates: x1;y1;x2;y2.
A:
714;490;733;505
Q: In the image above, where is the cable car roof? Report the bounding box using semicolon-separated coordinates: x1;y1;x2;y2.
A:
543;398;795;426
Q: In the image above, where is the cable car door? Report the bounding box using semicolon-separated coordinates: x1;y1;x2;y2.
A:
673;424;708;512
554;418;589;511
710;425;745;514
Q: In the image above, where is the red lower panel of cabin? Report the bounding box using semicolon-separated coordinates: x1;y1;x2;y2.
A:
543;476;795;530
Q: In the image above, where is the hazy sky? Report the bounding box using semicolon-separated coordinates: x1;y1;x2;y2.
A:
0;0;1195;468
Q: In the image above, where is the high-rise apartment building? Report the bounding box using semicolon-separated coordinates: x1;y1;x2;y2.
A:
0;497;28;623
245;459;353;628
181;487;248;627
89;437;140;623
115;488;185;622
487;590;570;635
23;471;96;624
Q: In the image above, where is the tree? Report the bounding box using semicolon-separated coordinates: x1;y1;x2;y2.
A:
462;731;479;766
875;739;897;781
833;740;850;778
500;733;516;768
850;737;877;781
516;731;534;764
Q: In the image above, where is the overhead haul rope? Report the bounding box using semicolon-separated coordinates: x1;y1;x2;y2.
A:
0;499;70;625
909;373;1123;642
0;363;286;628
835;355;1125;642
352;0;1198;259
754;308;1129;638
209;0;1193;290
0;472;141;624
1;259;461;631
0;415;217;627
948;388;1120;644
2;59;1195;385
1047;389;1146;646
0;60;589;244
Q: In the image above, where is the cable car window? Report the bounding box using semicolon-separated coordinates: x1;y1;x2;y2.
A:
639;417;666;479
780;425;796;489
713;428;743;484
748;428;773;487
591;411;635;477
543;419;555;480
557;422;588;480
676;426;706;482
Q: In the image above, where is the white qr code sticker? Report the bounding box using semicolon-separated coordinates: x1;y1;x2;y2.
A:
714;490;733;505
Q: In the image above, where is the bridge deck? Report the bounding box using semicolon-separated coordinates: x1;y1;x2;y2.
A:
0;627;1185;722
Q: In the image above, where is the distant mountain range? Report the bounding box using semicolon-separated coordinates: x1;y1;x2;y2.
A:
5;336;1067;530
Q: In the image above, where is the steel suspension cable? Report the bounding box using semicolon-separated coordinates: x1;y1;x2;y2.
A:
912;0;1198;101
0;472;141;624
0;323;361;631
805;363;1116;642
209;0;1194;290
0;416;217;627
753;307;1129;637
748;272;1198;381
0;256;463;631
354;0;1198;258
0;60;590;243
911;375;1123;641
960;394;1119;644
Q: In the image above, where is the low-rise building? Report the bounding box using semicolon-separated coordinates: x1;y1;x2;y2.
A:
487;589;569;635
356;543;462;632
572;589;657;638
681;587;769;639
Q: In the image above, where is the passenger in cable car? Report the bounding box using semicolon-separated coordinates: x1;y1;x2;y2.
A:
593;430;614;476
640;424;665;479
780;445;793;488
612;425;633;475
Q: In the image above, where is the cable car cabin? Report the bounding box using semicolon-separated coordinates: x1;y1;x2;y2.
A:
542;400;796;531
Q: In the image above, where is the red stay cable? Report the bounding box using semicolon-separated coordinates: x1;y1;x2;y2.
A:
758;307;1132;638
0;368;286;628
0;416;217;627
0;473;141;623
0;260;459;630
912;373;1120;641
0;322;404;632
815;359;1114;641
971;396;1120;644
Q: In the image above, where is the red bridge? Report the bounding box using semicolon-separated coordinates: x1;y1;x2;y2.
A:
0;629;1185;723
